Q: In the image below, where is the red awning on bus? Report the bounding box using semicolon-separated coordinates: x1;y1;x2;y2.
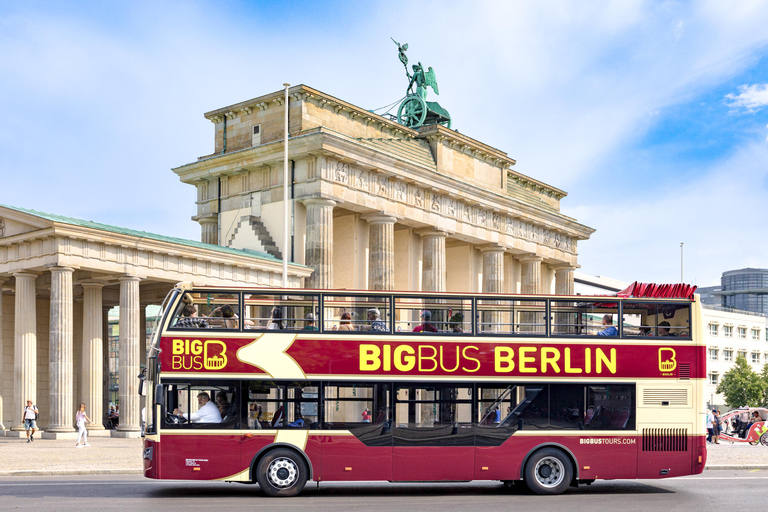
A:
617;282;697;300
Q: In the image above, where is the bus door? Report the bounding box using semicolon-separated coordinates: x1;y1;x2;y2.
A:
160;382;242;481
392;384;474;481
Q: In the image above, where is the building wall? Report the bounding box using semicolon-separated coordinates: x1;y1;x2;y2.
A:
701;306;768;411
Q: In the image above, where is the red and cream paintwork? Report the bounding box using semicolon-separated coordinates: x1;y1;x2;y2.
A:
145;329;707;483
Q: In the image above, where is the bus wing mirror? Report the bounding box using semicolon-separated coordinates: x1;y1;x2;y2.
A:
155;384;164;411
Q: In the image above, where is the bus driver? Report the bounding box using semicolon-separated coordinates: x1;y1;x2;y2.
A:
173;392;222;423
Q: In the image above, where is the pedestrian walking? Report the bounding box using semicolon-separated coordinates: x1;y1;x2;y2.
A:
75;403;92;447
23;400;39;443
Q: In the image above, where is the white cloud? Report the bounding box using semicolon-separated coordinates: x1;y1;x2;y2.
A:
570;139;768;286
725;84;768;113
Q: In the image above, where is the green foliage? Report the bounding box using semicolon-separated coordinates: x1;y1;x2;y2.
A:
716;355;766;408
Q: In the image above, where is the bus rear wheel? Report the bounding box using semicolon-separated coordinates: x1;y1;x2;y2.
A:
256;448;307;497
524;448;573;495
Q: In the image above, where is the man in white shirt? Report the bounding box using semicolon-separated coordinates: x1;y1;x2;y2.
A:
173;392;222;423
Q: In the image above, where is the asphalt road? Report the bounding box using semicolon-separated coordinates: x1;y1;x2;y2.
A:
1;471;767;511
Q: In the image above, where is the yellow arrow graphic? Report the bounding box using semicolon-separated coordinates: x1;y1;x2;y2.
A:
236;333;305;379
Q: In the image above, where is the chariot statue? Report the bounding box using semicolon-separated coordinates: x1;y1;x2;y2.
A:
390;38;451;129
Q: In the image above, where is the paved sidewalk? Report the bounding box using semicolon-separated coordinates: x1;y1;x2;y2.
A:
0;435;765;477
0;434;143;476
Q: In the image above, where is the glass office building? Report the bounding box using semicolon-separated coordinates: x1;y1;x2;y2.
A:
719;268;768;315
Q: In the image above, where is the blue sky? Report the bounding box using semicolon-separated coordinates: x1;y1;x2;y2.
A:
1;1;767;287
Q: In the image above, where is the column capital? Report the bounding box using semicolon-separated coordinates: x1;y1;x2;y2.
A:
362;212;400;225
551;265;578;272
12;271;39;279
118;275;142;283
45;265;75;274
516;254;543;263
80;280;105;290
416;228;453;238
301;197;337;208
478;244;506;253
196;216;218;226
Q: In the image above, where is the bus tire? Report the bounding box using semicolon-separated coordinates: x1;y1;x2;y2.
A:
256;448;308;497
523;447;572;495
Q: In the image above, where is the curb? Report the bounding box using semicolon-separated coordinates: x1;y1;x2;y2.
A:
0;469;143;477
706;465;768;471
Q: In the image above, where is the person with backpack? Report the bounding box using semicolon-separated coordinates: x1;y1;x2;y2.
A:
23;400;39;443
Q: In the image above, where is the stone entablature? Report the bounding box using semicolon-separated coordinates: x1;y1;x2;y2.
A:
175;125;590;265
0;207;311;287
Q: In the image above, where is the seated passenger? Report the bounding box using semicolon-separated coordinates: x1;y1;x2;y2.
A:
303;313;319;331
210;304;240;329
363;308;388;332
597;314;618;336
449;312;465;333
267;308;285;330
216;394;230;416
658;321;675;336
639;324;653;336
333;312;354;331
413;310;438;332
173;392;222;423
175;305;208;329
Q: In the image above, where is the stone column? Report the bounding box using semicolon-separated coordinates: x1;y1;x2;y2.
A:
82;282;105;430
418;229;449;292
479;245;505;333
198;215;219;245
115;276;141;437
518;255;544;335
554;266;576;296
365;214;397;291
45;266;76;438
552;266;576;334
0;277;5;431
480;245;505;294
303;198;336;289
102;307;111;425
518;255;543;295
12;272;37;433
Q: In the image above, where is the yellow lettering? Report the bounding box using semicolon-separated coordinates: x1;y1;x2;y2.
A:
192;355;203;370
191;339;203;355
494;346;515;373
418;345;438;372
541;347;561;373
519;347;536;373
596;348;617;374
172;339;184;355
462;346;481;372
439;345;461;372
172;355;182;369
383;344;391;372
564;347;582;373
359;344;381;371
585;347;591;373
394;345;416;371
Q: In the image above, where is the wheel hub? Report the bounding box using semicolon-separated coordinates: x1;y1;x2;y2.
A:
267;457;298;488
535;457;564;488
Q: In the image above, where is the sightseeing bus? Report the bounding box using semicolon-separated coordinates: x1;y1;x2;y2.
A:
141;282;706;496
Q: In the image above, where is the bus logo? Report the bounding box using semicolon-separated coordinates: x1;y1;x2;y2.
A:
204;341;227;370
171;339;227;371
658;348;676;372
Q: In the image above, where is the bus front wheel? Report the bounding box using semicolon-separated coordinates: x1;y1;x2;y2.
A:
523;448;573;495
256;448;308;497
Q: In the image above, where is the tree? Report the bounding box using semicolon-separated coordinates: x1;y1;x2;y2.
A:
716;355;766;408
761;362;768;407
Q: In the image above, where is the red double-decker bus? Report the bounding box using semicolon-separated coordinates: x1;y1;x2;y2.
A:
141;282;706;496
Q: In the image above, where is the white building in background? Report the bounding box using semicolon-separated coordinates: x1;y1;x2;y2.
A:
702;306;767;411
573;273;768;412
